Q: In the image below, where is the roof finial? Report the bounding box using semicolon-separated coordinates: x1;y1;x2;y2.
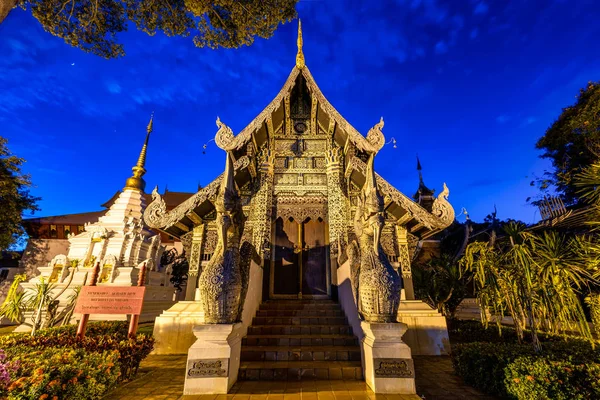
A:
416;154;424;183
296;19;305;69
124;112;153;192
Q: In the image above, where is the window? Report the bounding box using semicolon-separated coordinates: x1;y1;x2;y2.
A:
77;225;85;233
0;269;8;283
64;225;71;236
50;225;57;238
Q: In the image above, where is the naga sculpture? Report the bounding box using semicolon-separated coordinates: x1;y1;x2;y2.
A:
348;152;401;323
198;150;249;324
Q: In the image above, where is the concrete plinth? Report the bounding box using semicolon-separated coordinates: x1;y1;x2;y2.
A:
361;321;416;394
396;300;450;355
183;323;244;394
152;301;206;354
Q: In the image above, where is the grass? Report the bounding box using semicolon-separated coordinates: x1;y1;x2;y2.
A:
0;324;17;335
137;323;154;336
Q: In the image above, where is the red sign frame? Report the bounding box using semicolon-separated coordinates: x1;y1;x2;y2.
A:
74;286;146;315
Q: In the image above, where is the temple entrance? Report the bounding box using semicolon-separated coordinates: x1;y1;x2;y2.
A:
270;216;329;299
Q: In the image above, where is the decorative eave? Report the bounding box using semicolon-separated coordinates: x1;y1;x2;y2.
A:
143;156;251;236
213;65;384;155
346;156;454;239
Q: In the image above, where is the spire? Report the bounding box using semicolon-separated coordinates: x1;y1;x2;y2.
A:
296;19;305;69
124;113;153;192
413;154;435;202
416;155;424;184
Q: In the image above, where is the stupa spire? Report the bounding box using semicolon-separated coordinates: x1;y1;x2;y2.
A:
296;19;305;69
124;113;153;192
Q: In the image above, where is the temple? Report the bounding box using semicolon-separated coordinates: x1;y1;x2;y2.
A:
144;21;455;394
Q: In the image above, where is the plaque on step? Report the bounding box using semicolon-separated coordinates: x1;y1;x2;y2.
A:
186;358;229;378
373;358;414;378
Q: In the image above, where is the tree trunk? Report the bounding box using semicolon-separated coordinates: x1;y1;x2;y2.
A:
0;0;17;26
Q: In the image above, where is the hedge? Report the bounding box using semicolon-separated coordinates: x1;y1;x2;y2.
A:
447;319;592;346
450;326;600;399
0;321;154;400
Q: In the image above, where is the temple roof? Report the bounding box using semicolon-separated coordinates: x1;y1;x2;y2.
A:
143;21;454;240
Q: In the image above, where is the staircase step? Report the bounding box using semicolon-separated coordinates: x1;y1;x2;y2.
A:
243;334;359;347
259;303;342;311
256;309;345;317
248;325;353;336
241;346;361;362
252;316;347;326
238;361;363;381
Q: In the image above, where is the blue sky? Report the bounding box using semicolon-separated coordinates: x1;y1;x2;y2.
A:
1;0;599;224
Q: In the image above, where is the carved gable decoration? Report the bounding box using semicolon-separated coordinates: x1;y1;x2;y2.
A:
276;195;328;222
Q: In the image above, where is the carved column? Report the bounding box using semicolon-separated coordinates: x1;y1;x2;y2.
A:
396;224;414;300
325;147;348;260
186;222;206;301
251;149;275;260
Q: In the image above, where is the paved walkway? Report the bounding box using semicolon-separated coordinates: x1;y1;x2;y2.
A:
104;356;494;400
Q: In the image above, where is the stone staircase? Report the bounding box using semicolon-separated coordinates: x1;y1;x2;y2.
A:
238;299;363;381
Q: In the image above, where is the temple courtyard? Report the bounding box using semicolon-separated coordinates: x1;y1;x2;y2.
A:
104;352;495;400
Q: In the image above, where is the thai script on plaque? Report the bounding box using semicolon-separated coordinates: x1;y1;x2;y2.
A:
373;358;414;378
187;359;228;378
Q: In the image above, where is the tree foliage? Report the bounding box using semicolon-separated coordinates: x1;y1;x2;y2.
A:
413;221;473;318
14;0;298;59
535;81;600;204
0;137;39;251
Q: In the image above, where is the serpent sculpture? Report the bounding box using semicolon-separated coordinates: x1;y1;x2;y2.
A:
198;151;249;324
348;153;401;323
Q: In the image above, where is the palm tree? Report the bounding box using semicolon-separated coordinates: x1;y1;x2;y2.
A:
0;274;27;323
461;222;597;352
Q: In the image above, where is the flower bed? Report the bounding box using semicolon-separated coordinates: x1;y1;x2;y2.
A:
0;321;154;400
449;320;600;399
2;347;120;400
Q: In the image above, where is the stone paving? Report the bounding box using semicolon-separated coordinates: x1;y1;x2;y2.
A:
104;355;496;400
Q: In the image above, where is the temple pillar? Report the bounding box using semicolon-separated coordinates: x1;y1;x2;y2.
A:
185;222;206;301
396;225;414;300
251;149;275;261
325;147;348;271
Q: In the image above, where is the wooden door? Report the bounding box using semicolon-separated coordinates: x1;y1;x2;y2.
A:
271;216;329;299
301;218;328;296
272;217;300;296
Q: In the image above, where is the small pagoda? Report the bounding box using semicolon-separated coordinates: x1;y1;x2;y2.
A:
17;116;177;332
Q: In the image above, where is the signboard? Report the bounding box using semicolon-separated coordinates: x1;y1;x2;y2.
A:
187;359;229;378
373;358;414;378
74;286;146;315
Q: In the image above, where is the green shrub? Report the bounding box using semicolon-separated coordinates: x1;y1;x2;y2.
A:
2;346;120;400
451;341;600;399
505;358;600;400
0;321;154;381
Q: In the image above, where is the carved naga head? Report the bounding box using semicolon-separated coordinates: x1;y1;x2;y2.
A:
361;153;385;255
214;151;243;252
